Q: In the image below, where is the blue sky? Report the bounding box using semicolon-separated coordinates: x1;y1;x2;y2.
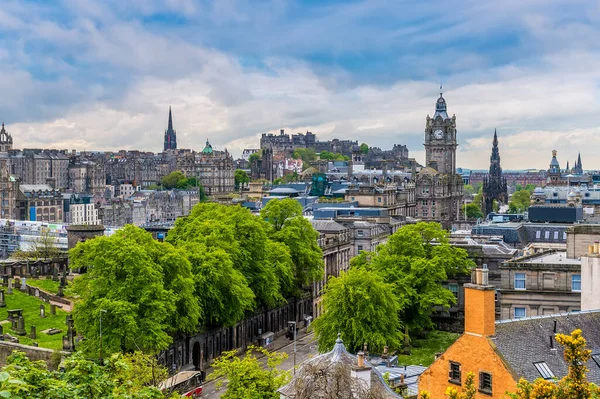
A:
1;0;599;169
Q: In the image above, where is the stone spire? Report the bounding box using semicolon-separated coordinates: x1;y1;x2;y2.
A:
482;129;508;217
576;152;583;174
163;107;177;152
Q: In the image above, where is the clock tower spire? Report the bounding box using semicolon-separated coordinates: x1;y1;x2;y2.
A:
424;92;457;174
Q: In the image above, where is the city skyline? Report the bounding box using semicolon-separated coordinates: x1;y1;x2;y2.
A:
0;1;599;170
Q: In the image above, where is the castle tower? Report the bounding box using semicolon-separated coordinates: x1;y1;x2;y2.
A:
482;129;508;217
163;107;177;152
0;123;13;152
547;150;561;184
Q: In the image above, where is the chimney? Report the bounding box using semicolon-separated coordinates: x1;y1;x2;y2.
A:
351;351;372;391
464;265;496;337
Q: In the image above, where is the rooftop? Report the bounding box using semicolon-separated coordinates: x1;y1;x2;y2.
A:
517;251;580;265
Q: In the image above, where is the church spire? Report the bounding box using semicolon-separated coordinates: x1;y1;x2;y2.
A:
163;107;177;152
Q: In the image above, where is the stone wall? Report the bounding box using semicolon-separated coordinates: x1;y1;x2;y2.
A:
0;341;61;368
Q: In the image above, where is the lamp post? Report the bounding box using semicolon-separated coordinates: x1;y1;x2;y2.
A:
288;321;297;374
99;309;107;364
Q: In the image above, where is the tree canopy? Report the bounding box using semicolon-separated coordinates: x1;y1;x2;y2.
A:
312;267;403;353
69;225;200;356
234;169;249;189
509;189;532;213
292;148;317;169
0;350;176;399
210;346;290;399
462;203;484;219
319;151;349;161
359;143;369;154
161;171;205;195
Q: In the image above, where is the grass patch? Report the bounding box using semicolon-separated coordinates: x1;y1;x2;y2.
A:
26;278;60;294
396;330;459;367
0;289;70;351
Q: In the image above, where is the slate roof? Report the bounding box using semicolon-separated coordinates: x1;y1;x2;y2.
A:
310;219;347;232
492;310;600;384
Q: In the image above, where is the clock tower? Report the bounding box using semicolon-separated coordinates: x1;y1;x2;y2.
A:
424;93;457;174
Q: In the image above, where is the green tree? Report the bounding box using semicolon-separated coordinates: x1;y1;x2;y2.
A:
249;151;262;163
509;189;532;213
463;184;476;196
235;169;250;190
462;203;484;219
1;351;173;399
260;198;303;231
360;143;369;154
161;171;186;189
312;267;403;353
352;222;473;346
13;227;63;260
70;225;200;356
167;203;286;309
211;346;290;399
292;148;317;167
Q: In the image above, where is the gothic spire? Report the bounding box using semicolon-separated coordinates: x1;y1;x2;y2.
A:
566;160;570;171
163;107;177;151
577;152;582;170
168;106;173;131
489;129;500;169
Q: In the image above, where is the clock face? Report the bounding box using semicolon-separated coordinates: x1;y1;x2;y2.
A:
434;129;444;139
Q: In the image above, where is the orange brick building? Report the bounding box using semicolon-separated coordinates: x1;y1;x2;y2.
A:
418;268;600;398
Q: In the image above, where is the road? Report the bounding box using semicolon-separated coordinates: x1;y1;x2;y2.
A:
201;334;318;398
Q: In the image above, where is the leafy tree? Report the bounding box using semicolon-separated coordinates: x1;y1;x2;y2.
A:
462;203;484;219
260;198;303;231
507;329;599;399
167;203;286;309
249;151;262;163
210;346;290;399
319;151;348;161
234;169;249;190
352;222;473;346
13;227;63;260
70;225;200;355
0;351;174;399
509;189;532;213
445;372;477;399
463;184;476;196
161;171;186;189
360;143;369;154
312;267;403;353
292;148;317;166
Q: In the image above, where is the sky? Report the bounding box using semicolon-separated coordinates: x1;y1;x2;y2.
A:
1;0;599;170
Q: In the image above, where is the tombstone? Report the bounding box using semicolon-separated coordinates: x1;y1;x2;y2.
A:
0;324;3;335
57;286;64;297
40;304;46;318
6;279;12;295
60;277;66;288
15;316;26;336
62;267;67;280
10;319;16;331
35;289;40;298
30;326;36;340
52;267;59;282
62;335;72;351
0;290;5;308
32;267;39;279
50;304;56;315
13;278;19;290
2;275;7;285
66;314;72;326
20;277;26;291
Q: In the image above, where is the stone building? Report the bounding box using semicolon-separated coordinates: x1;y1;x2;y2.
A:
260;129;358;158
0;156;17;219
176;140;235;196
310;220;351;318
8;149;70;189
68;159;106;195
65;194;100;225
498;251;581;320
415;93;464;228
345;182;416;218
0;123;13;152
16;184;63;222
482;130;508;217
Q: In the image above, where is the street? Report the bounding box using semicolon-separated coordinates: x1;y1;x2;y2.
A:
201;334;318;398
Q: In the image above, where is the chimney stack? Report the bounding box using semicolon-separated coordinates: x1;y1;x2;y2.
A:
464;265;496;337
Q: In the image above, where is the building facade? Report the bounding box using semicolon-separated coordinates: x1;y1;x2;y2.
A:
16;184;63;222
0;123;13;152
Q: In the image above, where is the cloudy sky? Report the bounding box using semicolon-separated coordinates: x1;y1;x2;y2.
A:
1;0;599;170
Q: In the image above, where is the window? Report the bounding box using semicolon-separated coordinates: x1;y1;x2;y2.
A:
378;197;382;203
536;231;541;239
479;372;492;394
545;231;550;239
357;245;364;252
572;274;581;292
448;284;459;299
357;230;364;237
563;232;567;240
514;273;526;290
422;200;428;205
533;362;555;380
592;353;600;368
448;362;461;384
553;231;559;240
514;307;526;319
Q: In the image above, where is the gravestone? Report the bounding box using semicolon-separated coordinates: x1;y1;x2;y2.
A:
32;267;39;279
0;324;3;335
30;326;36;339
14;278;20;288
40;304;45;318
52;267;59;282
7;279;13;295
2;275;7;285
0;290;5;308
35;289;39;298
60;277;66;288
20;277;26;291
57;286;64;297
50;304;56;315
15;316;26;336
